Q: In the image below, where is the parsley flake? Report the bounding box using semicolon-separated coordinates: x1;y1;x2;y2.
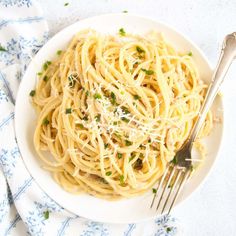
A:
65;108;72;114
188;51;193;56
119;175;125;184
64;2;69;6
110;92;116;105
43;61;51;71
43;75;49;82
134;94;141;100
0;45;7;52
141;68;154;75
136;46;145;54
119;28;126;36
94;93;102;99
152;188;157;194
43;210;49;220
125;140;133;146
29;90;36;97
117;153;123;159
57;50;62;55
106;171;112;176
42;118;49;126
95;114;101;122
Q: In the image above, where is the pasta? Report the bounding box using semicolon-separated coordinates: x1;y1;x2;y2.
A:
31;29;212;199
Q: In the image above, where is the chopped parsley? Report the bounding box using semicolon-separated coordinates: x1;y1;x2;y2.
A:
106;171;112;176
43;75;49;82
65;108;72;114
125;140;133;146
77;124;84;129
82;115;88;121
68;75;75;88
43;210;49;220
134;158;143;170
64;2;69;6
134;94;141;100
43;61;51;71
141;68;154;75
136;46;145;54
171;156;177;165
119;175;124;184
121;106;130;114
122;10;128;13
188;51;193;56
117;153;123;159
129;156;134;162
121;117;130;123
119;28;126;36
0;45;7;52
42;118;49;126
85;90;89;96
37;72;42;76
166;227;172;233
104;143;109;149
152;188;157;194
57;50;62;55
29;90;36;97
95;114;101;122
94;93;102;99
110;92;116;105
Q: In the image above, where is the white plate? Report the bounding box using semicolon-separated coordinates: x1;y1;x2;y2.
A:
15;14;224;224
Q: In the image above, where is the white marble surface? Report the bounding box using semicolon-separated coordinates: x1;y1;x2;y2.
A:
38;0;236;235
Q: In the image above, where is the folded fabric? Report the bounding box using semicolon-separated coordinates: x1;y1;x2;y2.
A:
0;1;180;235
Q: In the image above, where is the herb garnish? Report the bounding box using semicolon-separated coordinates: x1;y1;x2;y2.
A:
141;68;154;75
43;210;49;220
152;188;157;194
117;153;123;159
43;61;51;71
94;93;102;99
42;118;49;125
0;45;7;52
110;92;116;105
106;171;112;176
29;90;36;97
57;50;62;55
43;75;49;82
125;140;133;146
64;2;69;6
188;51;193;56
136;46;145;54
119;175;124;184
95;114;101;122
68;75;75;88
65;108;72;114
134;94;141;100
119;28;126;36
121;117;130;123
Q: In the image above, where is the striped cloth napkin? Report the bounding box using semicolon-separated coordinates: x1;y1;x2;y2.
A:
0;0;179;235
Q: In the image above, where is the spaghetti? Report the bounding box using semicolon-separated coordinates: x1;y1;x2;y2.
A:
31;29;212;199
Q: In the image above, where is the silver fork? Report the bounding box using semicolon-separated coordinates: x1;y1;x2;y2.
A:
151;32;236;215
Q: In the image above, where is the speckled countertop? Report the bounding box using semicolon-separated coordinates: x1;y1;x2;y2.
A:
38;1;236;235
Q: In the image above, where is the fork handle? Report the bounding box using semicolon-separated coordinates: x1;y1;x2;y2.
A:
188;32;236;145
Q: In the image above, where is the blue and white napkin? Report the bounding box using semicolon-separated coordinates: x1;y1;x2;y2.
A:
0;1;179;235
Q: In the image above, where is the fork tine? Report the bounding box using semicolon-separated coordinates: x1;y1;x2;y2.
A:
156;165;176;211
167;169;191;215
150;165;171;208
161;168;182;214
